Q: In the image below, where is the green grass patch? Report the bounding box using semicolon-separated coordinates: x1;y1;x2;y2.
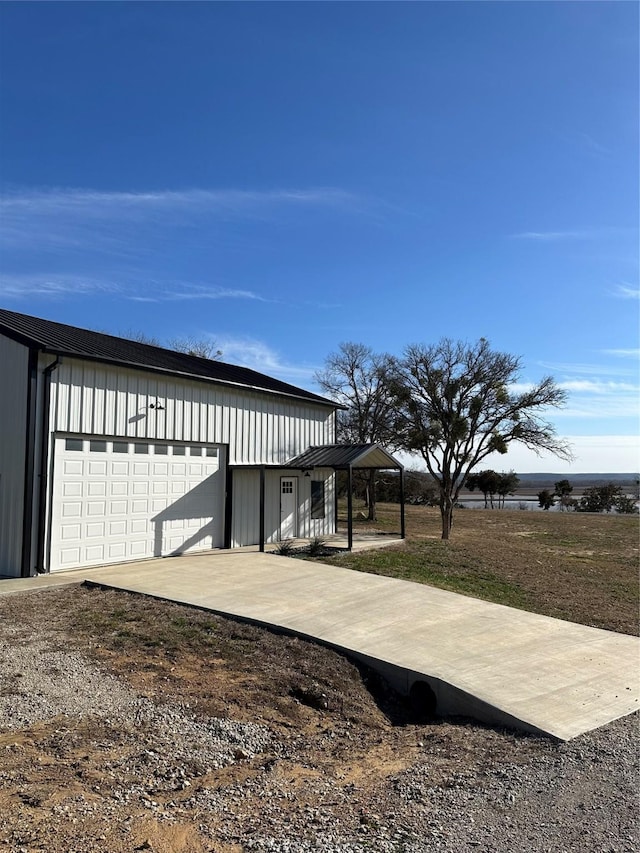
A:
322;542;532;611
68;599;224;654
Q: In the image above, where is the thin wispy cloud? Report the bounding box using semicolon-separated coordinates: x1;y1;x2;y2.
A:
613;283;640;299
576;131;612;156
0;186;361;250
602;348;640;359
512;360;639;423
538;360;638;378
510;226;634;242
0;185;368;303
0;186;357;215
126;283;272;304
215;336;319;384
0;273;278;306
557;380;638;394
0;273;120;298
511;230;592;241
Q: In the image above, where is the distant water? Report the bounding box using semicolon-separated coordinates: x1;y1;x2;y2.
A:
458;498;554;512
457;497;637;514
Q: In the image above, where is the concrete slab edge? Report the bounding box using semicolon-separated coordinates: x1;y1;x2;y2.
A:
81;579;568;740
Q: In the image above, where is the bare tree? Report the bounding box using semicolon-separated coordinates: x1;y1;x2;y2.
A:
167;335;223;360
120;329;163;347
121;330;222;360
315;343;397;520
393;338;571;539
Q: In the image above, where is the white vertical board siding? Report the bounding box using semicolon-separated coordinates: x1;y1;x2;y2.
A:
230;468;335;547
49;360;334;464
231;469;260;547
0;335;29;576
263;468;335;544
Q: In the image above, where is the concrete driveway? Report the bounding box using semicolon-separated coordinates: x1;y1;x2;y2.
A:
4;552;638;740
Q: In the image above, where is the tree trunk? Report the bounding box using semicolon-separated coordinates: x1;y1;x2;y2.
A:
367;470;377;521
440;497;453;540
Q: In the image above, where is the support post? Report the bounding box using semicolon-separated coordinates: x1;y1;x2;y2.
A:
399;467;406;540
347;465;353;551
224;462;233;549
259;466;265;552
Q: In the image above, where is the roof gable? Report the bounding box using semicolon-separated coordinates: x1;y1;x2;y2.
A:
0;308;335;408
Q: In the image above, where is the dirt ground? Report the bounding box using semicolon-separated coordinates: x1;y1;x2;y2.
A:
1;585;638;853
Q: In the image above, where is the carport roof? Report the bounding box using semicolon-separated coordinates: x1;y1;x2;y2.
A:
286;443;403;470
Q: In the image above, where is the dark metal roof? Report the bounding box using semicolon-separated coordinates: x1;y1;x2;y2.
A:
286;444;403;470
0;308;336;408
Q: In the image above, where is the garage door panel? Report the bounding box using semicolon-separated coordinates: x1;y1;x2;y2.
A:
59;547;81;565
86;545;105;561
61;524;81;540
62;502;82;518
63;460;83;475
51;438;225;571
88;461;107;476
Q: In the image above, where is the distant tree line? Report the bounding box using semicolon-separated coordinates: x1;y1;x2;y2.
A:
537;480;638;514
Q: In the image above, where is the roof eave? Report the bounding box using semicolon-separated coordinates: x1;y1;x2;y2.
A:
37;346;338;409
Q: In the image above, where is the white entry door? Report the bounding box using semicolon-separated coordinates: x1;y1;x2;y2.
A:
280;477;298;540
50;436;225;571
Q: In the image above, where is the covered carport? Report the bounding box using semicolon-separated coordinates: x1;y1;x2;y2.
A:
284;443;405;551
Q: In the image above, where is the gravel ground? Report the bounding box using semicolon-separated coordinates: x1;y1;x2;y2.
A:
0;586;638;853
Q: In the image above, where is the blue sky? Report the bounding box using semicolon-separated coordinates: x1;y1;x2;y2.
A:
1;2;638;473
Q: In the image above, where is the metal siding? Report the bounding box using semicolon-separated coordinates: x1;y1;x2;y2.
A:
47;360;335;554
263;468;334;543
50;359;333;465
231;469;260;547
0;335;29;576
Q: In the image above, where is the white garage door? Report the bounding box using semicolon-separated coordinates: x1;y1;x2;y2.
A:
50;436;225;571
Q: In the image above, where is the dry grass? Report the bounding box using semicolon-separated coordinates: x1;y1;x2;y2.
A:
323;501;639;636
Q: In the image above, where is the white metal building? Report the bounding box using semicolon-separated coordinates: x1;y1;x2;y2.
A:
0;309;355;577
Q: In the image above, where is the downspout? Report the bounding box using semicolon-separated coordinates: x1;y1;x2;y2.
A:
20;348;39;577
35;356;60;573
